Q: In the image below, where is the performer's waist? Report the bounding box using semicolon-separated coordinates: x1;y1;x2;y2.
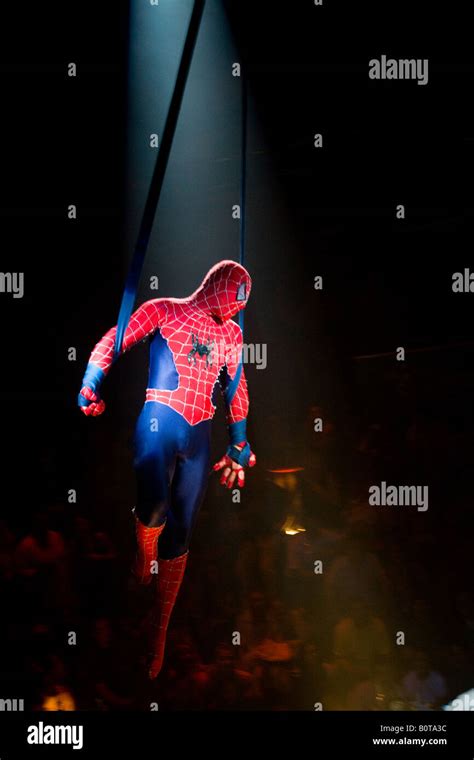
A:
145;388;215;426
146;388;170;402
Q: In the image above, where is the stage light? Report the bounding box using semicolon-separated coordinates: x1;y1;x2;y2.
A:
281;514;306;536
267;467;305;474
267;467;306;535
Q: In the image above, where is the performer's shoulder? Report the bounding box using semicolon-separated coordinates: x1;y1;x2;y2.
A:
139;297;171;321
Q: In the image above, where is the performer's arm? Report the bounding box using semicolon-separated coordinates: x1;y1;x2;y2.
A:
214;323;256;487
78;299;167;416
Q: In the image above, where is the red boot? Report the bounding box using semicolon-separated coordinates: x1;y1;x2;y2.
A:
148;552;188;679
133;516;165;585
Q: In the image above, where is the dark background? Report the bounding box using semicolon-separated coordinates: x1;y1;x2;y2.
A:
0;0;473;711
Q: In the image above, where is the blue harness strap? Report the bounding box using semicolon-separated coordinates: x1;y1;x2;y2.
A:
225;67;248;406
238;69;247;333
224;361;242;408
114;0;206;359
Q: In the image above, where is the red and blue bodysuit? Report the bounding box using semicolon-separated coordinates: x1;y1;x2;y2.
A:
78;260;255;677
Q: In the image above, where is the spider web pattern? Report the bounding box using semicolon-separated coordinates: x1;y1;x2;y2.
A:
89;300;169;372
87;296;249;425
225;365;249;425
149;552;188;674
145;300;247;425
134;517;165;584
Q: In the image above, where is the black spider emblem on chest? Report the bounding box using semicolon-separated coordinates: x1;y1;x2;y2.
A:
187;333;215;369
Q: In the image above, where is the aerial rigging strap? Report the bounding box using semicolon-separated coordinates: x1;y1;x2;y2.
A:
114;0;248;373
224;65;247;406
114;0;206;358
238;66;247;329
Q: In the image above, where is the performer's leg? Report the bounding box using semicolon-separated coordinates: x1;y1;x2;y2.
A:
132;516;165;585
159;443;211;558
132;402;178;584
149;420;211;678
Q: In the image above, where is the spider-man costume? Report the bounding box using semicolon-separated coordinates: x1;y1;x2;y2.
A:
78;260;256;678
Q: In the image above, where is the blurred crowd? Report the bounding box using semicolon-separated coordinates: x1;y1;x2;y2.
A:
0;390;472;711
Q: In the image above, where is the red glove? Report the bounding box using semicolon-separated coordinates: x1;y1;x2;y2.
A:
78;386;106;417
213;447;256;489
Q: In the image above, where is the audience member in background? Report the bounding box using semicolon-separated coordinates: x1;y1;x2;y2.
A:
324;599;390;709
0;519;15;581
401;651;447;709
40;655;76;711
83;617;134;710
324;522;388;622
15;511;70;618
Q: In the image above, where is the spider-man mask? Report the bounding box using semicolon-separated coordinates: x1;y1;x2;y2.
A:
192;260;252;321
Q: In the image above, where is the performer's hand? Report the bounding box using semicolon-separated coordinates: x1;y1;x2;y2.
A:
213;448;256;489
78;386;106;417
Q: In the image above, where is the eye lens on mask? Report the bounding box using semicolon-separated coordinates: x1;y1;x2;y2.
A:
236;282;246;301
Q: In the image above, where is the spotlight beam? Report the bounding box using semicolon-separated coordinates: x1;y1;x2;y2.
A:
114;0;206;356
